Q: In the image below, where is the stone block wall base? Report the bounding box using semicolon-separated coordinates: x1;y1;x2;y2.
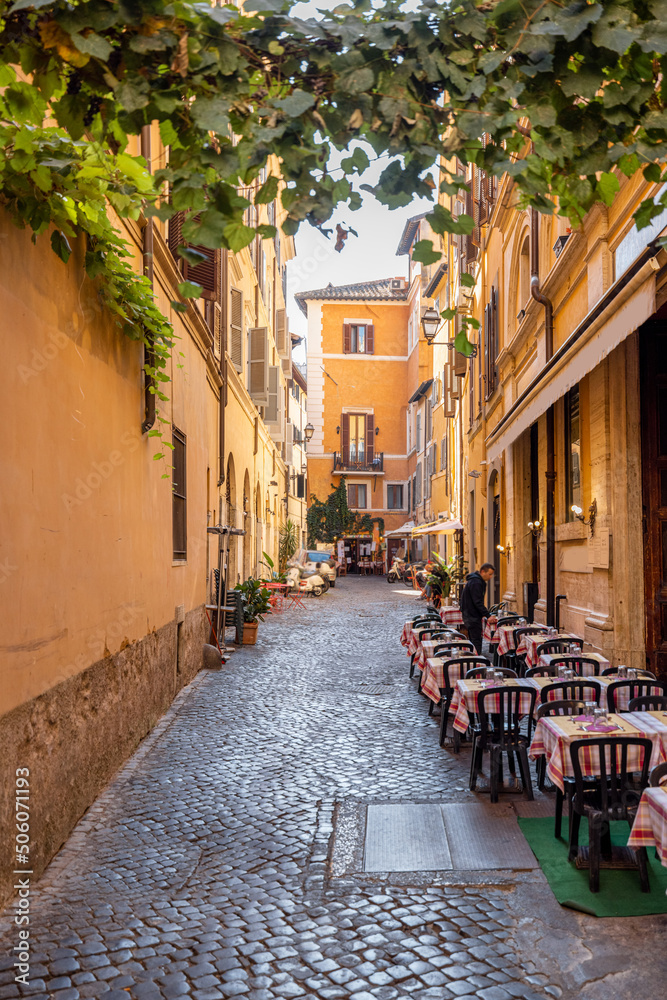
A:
0;605;206;909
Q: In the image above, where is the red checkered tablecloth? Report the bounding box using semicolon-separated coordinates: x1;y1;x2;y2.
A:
628;786;667;866
413;637;472;673
483;615;498;642
528;714;665;793
400;621;443;656
440;605;463;628
495;626;517;656
517;632;583;669
421;657;470;705
449;678;538;735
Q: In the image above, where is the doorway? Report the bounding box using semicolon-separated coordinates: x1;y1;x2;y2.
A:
489;471;501;605
641;320;667;677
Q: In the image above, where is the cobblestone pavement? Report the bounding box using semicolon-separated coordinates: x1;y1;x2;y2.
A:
1;578;666;1000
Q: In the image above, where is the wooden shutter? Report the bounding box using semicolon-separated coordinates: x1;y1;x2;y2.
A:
265;365;280;423
453;348;468;378
343;323;352;353
365;413;375;465
491;285;498;393
341;413;350;465
464;188;477;262
168;210;185;263
365;324;375;354
275;308;287;356
230;288;243;372
248;327;269;404
443;363;455;417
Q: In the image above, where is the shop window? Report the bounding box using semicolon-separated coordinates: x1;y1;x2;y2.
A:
172;428;187;560
565;384;582;519
347;483;367;509
387;485;404;510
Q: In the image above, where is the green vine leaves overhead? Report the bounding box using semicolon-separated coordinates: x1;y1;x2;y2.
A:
307;479;384;546
3;0;667;365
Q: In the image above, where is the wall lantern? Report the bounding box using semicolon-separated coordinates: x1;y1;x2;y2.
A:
527;518;543;538
571;499;597;536
496;542;512;563
420;307;441;343
304;422;315;442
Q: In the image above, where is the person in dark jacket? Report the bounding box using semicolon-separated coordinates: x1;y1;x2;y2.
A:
460;564;495;653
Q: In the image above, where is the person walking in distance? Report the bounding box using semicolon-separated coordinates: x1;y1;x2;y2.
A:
461;563;495;654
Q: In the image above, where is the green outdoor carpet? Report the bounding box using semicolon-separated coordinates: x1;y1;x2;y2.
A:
518;816;667;917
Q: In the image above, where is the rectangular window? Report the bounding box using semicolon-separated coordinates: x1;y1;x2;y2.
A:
565;384;582;519
349;414;366;465
172;428;187;560
416;413;422;452
415;464;422;505
347;483;367;509
343;323;375;354
387;485;404;510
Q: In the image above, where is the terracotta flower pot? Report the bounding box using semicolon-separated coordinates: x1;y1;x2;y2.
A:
242;622;259;645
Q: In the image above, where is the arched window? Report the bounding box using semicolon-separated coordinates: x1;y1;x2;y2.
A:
518;235;530;318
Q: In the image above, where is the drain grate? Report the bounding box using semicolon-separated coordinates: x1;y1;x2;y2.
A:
363;801;539;872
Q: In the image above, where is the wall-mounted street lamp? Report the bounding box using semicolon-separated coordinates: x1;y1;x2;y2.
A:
496;542;512;563
304;422;315;442
527;518;543;539
421;306;478;356
571;499;597;536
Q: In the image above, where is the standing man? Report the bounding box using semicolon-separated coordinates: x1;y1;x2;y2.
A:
460;563;495;654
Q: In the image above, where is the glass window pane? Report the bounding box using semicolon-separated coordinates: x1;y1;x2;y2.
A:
358;485;367;508
357;326;365;352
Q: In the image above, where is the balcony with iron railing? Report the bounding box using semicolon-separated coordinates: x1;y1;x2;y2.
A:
333;452;384;474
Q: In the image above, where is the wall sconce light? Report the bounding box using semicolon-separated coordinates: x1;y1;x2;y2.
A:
571;499;597;535
304;422;314;442
336;425;340;434
527;518;543;538
421;305;478;355
375;426;380;436
496;542;512;563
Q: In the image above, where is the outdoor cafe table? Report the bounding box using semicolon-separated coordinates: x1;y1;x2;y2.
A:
400;620;443;656
483;615;498;642
516;632;585;670
420;649;480;704
628;785;667;867
440;605;464;628
413;636;472;673
537;651;611;676
528;713;665;794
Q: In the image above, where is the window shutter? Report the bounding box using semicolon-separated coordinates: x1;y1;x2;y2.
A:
276;308;287;356
365;324;375;354
453;348;467;378
185;244;217;300
343;323;352;353
407;479;411;513
491;285;498;393
341;413;350;465
443;363;455;417
230;288;243;371
248;327;269;404
297;474;305;499
464;188;478;262
365;413;375;465
168;210;185;264
265;365;280;423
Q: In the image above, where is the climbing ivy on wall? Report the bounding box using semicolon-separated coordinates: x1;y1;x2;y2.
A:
307;478;384;546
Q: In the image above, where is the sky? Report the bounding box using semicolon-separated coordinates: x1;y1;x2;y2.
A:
283;0;435;358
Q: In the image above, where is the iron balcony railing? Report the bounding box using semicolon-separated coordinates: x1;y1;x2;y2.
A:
333;452;384;473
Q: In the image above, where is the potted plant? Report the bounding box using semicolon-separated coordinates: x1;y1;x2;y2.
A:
234;577;272;645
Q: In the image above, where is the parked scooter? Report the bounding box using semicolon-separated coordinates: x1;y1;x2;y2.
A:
387;556;406;583
286;565;328;597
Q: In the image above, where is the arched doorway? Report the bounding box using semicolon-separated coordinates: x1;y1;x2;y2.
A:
242;471;251;580
489;470;501;604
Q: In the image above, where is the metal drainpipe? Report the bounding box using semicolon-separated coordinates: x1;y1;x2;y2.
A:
140;125;156;434
530;206;556;626
218;249;228;487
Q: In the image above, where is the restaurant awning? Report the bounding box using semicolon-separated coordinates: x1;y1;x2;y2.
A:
385;520;416;537
412;518;464;536
485;251;658;466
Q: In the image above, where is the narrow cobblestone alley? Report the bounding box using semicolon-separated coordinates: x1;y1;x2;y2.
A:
2;579;666;1000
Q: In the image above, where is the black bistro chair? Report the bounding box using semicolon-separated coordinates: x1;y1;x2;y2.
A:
601;667;656;678
526;664;560;678
568;737;653;892
650;761;667;787
511;625;547;675
536;638;583;659
470;686;537;803
466;664;515;679
434;655;485;745
535;700;587;838
547;655;604;677
628;694;667;712
426;644;475;714
539;681;601;705
409;627;450;679
606;679;667;713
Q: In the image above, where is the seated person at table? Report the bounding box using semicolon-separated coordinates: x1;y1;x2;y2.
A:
461;563;495;653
